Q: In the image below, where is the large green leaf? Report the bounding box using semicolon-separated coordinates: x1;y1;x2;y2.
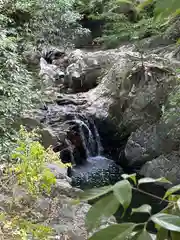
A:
86;193;120;230
164;184;180;199
151;213;180;232
138;177;171;186
89;223;136;240
113;180;132;211
156;228;169;240
132;204;152;215
136;230;153;240
79;185;112;201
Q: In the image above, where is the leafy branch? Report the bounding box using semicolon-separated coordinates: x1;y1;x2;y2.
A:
79;173;180;239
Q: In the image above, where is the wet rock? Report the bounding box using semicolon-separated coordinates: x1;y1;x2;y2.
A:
70;156;124;189
25;46;179;189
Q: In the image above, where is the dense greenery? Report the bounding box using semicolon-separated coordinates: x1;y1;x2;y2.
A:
75;0;180;48
0;0;87;159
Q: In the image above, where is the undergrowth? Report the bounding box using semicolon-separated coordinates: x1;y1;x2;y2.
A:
0;126;68;239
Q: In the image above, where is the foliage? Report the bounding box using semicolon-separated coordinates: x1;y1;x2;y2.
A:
75;0;180;48
0;0;88;160
0;31;35;159
1;0;88;49
100;16;165;48
10;126;60;196
0;126;68;239
79;174;180;239
74;0;166;48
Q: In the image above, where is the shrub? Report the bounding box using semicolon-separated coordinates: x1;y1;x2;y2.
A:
0;126;67;239
11;126;59;195
0;32;35;159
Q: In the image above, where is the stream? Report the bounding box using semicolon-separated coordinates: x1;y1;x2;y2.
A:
24;45;178;233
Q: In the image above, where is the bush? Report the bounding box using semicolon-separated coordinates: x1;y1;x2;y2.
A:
0;31;35;159
0;126;67;239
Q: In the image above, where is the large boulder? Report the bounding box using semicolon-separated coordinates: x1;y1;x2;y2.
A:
125;84;180;172
38;47;135;93
140;151;180;185
39;57;65;87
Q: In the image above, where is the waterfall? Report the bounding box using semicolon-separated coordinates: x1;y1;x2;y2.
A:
64;115;103;161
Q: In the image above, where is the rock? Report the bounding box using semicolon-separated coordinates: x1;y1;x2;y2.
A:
39;127;59;148
65;49;101;92
38;47;136;93
20;113;43;130
140;151;180;185
39;57;65;87
21;112;60;148
23;50;40;65
46;163;71;182
70;156;124;189
125;84;180;168
164;16;180;42
41;47;66;64
52;179;81;198
0;160;116;240
26;46;180;188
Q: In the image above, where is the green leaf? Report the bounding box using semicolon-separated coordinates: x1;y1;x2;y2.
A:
171;231;180;240
121;173;137;185
164;184;180;199
156;228;169;240
89;223;136;240
138;177;172;185
86;193;120;230
151;213;180;232
177;198;180;211
113;180;132;211
136;230;153;240
168;195;180;202
132;204;152;215
79;185;112;201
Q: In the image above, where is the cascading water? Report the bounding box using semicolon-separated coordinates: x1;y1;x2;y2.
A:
64;114;104;160
61;113;123;189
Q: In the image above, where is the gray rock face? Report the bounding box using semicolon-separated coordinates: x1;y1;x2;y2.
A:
39;57;65;87
25;45;180;187
125;83;180;177
140;151;180;185
38;47;136;93
124;123;179;168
